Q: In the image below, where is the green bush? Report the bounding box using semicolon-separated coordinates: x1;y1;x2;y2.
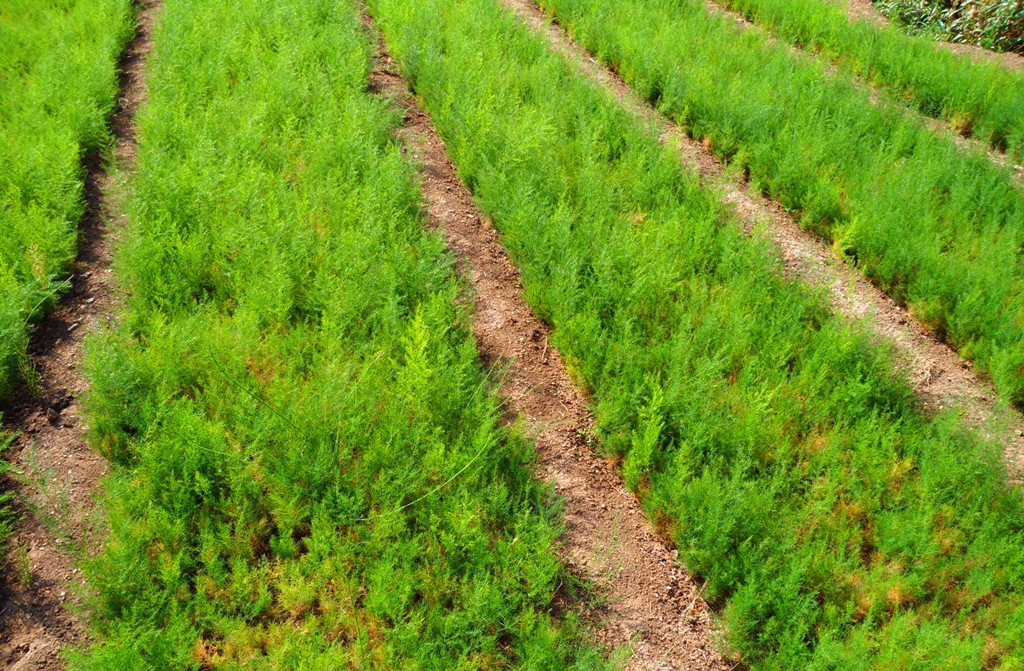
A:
0;0;133;399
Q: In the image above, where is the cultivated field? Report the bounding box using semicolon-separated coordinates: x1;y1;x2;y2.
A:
712;0;1024;157
75;0;609;666
544;0;1024;407
3;0;1024;669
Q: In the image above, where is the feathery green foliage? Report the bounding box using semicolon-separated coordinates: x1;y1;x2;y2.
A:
710;0;1024;155
0;0;133;399
74;0;610;668
369;0;1024;667
540;0;1024;407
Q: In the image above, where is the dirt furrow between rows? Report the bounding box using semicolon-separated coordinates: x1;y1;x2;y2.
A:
364;14;732;671
505;0;1024;479
0;2;157;668
701;0;1024;182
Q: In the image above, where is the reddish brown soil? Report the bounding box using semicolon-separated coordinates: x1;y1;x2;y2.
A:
504;0;1024;480
840;0;1024;72
364;14;733;671
0;2;156;668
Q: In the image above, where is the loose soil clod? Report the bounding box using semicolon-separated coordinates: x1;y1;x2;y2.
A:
0;2;157;668
502;0;1024;479
365;14;732;671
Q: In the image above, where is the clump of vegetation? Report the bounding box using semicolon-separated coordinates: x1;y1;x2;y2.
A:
370;0;1024;667
708;0;1024;156
875;0;1024;55
73;0;610;668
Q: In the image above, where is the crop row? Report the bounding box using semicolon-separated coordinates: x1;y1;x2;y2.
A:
708;0;1024;158
0;0;132;398
74;0;608;668
541;0;1024;408
0;0;132;561
369;0;1024;667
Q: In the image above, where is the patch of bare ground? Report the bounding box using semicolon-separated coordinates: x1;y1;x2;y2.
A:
363;12;733;671
840;0;1024;73
701;0;1024;182
504;0;1024;480
0;2;157;668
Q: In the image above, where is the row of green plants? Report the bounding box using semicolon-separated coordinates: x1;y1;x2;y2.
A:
369;0;1024;667
0;0;132;564
875;0;1024;56
539;0;1024;408
0;0;133;399
73;0;610;668
707;0;1024;157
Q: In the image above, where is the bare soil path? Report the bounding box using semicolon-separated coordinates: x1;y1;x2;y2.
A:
504;0;1024;479
0;2;156;668
364;13;732;671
